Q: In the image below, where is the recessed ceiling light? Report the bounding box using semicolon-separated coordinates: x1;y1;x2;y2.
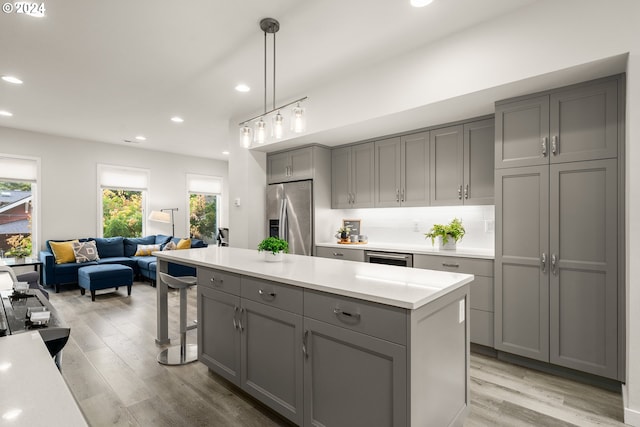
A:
410;0;433;7
171;116;184;123
235;84;250;92
222;151;230;155
135;135;146;141
0;111;13;117
1;76;23;85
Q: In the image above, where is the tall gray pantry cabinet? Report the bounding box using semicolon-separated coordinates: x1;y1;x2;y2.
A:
494;75;623;380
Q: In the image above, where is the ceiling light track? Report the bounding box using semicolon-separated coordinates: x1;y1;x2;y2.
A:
239;18;308;148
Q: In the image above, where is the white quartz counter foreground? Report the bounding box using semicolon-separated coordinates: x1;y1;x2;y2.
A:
316;241;494;259
155;247;473;310
0;333;87;427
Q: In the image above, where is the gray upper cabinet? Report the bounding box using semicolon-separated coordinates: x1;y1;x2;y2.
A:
267;147;313;184
496;78;619;169
331;142;374;209
464;119;495;205
494;166;550;362
430;125;464;206
549;159;618;379
374;132;429;207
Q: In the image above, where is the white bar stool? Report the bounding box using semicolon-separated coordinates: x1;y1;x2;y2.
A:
157;272;198;365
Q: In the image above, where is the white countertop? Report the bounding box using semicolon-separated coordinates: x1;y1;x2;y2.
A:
155;247;473;310
0;333;87;427
316;242;494;259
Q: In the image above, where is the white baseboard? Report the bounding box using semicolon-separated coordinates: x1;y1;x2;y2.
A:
625;406;640;426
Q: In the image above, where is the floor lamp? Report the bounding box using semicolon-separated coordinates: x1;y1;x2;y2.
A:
148;208;178;236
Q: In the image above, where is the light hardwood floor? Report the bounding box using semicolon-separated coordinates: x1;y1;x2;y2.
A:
48;282;626;427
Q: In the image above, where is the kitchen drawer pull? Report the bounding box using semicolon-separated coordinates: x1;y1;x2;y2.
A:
551;136;558;155
232;306;238;329
333;308;361;321
442;263;460;268
458;185;462;200
541;137;548;157
238;307;245;331
464;184;469;199
332;252;344;257
302;330;309;358
258;289;276;298
396;188;400;202
210;277;223;285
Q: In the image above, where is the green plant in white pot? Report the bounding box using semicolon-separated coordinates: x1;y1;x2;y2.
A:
257;237;289;262
424;218;466;250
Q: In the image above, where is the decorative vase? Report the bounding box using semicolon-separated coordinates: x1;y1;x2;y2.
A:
264;251;284;262
14;257;25;264
437;236;457;250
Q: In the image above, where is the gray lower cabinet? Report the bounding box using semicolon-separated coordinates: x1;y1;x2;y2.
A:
331;143;375;208
414;254;495;347
315;246;365;262
495;159;619;379
495;77;619;169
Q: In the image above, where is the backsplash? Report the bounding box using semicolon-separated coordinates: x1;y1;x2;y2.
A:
320;205;495;250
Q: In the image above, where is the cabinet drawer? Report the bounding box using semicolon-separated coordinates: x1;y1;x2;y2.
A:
198;268;241;295
241;277;303;315
304;289;407;345
316;246;365;262
470;309;494;347
470;276;494;312
414;254;494;277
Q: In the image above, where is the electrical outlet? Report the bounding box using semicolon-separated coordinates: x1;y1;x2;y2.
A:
413;221;420;232
484;220;495;233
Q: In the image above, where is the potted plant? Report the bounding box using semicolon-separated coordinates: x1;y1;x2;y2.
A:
6;234;32;261
335;225;351;243
257;236;289;262
424;218;466;250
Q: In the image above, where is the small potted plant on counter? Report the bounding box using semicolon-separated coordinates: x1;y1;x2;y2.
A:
335;225;351;243
257;236;289;262
425;218;466;250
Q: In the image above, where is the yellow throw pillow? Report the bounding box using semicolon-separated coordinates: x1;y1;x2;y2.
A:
134;244;161;256
176;238;191;250
49;240;79;264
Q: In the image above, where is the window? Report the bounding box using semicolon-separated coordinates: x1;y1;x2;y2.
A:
98;165;149;238
0;155;38;258
187;174;222;245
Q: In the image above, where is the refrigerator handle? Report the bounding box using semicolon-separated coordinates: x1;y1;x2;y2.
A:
278;199;287;241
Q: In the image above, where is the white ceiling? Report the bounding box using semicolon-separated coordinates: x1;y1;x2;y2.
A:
1;0;548;160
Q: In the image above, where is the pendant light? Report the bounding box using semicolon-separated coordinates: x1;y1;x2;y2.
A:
238;18;308;148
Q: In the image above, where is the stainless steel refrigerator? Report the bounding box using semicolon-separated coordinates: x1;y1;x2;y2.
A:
267;180;313;256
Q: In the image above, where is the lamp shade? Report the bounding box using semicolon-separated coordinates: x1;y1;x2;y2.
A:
148;211;171;223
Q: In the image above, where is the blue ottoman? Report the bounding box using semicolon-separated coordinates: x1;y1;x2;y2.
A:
78;264;133;301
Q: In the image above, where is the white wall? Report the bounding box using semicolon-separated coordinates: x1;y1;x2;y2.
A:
228;0;640;423
0;126;229;250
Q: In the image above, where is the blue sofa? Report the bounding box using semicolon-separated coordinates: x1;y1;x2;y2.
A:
39;235;207;293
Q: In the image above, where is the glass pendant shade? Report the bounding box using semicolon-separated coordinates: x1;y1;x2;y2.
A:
239;125;252;148
291;103;306;133
272;111;284;139
254;118;267;144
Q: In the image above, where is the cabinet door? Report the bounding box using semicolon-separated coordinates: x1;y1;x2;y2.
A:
303;318;407;427
267;152;290;184
331;147;351;209
550;80;618;163
430;125;464;206
549;160;618;379
240;299;303;425
289;147;314;180
464;119;494;205
495;95;550;169
198;286;241;385
401;131;429;207
374;137;401;207
494;166;549;362
351;143;375;208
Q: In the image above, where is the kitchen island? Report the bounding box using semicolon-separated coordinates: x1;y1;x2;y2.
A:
155;246;473;427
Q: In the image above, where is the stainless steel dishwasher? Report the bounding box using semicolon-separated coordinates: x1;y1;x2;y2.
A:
364;251;413;267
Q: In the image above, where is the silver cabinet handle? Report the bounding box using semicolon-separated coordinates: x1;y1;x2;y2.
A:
541;253;547;273
551;254;557;275
351;193;355;204
232;306;238;329
464;184;469;199
401;188;405;202
442;263;459;268
396;188;400;202
332;252;344;257
551;136;558;155
458;185;462;200
302;330;309;358
541;137;548;157
258;289;276;298
238;307;245;331
210;276;223;286
333;308;361;321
